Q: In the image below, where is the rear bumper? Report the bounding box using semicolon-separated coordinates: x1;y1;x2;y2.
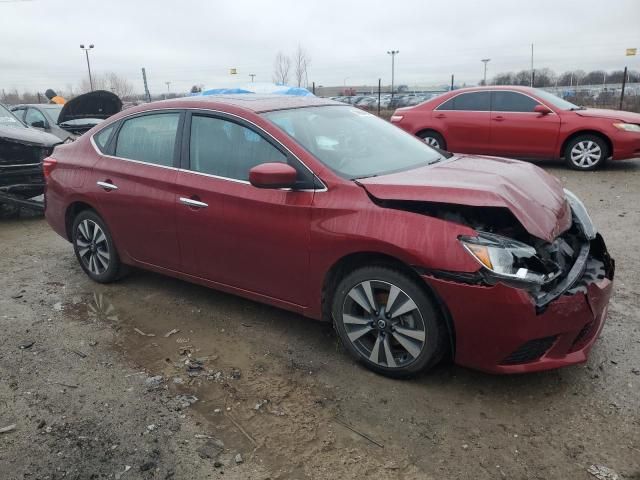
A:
425;256;614;374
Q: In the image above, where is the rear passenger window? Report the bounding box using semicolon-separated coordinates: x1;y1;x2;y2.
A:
189;115;286;181
115;113;180;166
94;124;116;153
436;92;490;111
492;92;539;112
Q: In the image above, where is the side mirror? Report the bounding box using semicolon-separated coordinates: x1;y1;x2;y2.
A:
30;120;47;129
249;163;297;189
534;104;552;115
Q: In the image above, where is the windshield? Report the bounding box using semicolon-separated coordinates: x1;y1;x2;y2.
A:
40;105;63;122
534;89;581;110
263;106;442;179
0;104;25;129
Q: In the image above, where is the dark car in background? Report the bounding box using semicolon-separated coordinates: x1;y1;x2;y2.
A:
0;103;60;206
11;90;122;143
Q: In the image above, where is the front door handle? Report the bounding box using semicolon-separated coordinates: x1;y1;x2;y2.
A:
435;113;446;119
493;115;505;122
179;197;208;209
97;180;118;191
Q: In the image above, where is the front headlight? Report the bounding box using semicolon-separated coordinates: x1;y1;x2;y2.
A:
613;122;640;132
564;189;596;239
459;232;561;288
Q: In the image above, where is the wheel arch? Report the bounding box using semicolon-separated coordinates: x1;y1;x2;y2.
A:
415;127;445;139
64;200;99;241
321;251;456;357
560;130;613;159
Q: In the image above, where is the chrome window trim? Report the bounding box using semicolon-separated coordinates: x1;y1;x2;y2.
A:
89;106;328;192
434;89;557;114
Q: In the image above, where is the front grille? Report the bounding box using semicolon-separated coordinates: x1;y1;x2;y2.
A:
501;336;557;365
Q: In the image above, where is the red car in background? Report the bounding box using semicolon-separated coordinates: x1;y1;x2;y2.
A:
391;86;640;170
44;95;613;377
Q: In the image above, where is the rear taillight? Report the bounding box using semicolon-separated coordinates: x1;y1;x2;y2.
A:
390;115;404;122
42;157;57;180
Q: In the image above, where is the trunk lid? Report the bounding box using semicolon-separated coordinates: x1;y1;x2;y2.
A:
358;155;571;243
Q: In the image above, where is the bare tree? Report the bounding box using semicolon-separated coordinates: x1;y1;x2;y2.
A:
273;52;291;85
293;45;311;88
79;72;134;100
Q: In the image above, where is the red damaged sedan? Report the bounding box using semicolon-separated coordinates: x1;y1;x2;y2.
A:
391;86;640;170
44;95;614;376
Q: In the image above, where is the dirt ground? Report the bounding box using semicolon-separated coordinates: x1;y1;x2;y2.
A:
1;159;639;480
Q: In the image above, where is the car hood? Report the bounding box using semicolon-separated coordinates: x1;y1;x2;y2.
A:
0;124;61;148
58;90;123;124
574;108;640;123
357;155;572;243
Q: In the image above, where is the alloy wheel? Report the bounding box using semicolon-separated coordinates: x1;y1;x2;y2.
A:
423;136;440;148
342;280;427;368
75;219;110;275
570;140;602;168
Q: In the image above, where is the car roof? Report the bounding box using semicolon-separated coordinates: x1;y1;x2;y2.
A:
144;94;343;114
445;85;538;94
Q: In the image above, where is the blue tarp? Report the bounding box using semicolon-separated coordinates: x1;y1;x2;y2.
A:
196;83;314;97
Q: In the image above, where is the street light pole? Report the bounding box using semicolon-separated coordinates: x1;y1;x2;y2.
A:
481;58;491;85
249;74;256;82
387;50;399;99
80;44;94;91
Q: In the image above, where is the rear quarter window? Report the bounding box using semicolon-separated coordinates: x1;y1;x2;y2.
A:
93;124;116;153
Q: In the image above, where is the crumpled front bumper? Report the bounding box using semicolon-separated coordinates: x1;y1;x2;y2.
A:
424;240;614;374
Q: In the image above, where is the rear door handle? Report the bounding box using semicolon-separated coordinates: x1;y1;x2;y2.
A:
493;115;505;122
179;197;208;209
97;181;118;191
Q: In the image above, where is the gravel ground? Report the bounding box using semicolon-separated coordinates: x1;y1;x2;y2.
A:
1;159;639;480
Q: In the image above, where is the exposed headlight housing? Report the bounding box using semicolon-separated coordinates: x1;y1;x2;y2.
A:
459;232;561;288
564;189;596;239
613;122;640;132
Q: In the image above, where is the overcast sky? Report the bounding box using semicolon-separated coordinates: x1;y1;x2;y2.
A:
1;0;639;94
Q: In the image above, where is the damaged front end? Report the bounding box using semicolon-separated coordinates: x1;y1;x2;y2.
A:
377;189;614;311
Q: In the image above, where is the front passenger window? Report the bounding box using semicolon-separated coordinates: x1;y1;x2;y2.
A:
115;113;180;167
189;115;287;181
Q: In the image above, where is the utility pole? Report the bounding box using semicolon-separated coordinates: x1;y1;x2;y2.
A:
165;81;171;92
141;68;151;102
377;78;381;116
80;44;95;91
387;50;399;99
481;58;490;85
620;66;628;110
530;43;534;87
249;74;256;82
451;74;454;91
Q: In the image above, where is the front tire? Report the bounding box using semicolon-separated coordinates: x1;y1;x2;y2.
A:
564;135;608;170
72;210;123;283
331;266;446;378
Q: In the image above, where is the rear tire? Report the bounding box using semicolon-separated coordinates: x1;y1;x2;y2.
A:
331;266;446;378
417;130;446;150
564;135;608;170
72;210;124;283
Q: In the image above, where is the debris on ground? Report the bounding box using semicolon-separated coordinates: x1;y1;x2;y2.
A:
18;340;34;350
632;368;640;375
254;399;268;411
214;461;223;468
69;349;87;358
176;394;198;408
0;424;16;434
114;465;131;479
587;464;621;480
10;291;24;299
164;328;180;338
134;327;155;337
145;375;164;390
140;461;156;472
235;453;244;464
185;358;204;376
